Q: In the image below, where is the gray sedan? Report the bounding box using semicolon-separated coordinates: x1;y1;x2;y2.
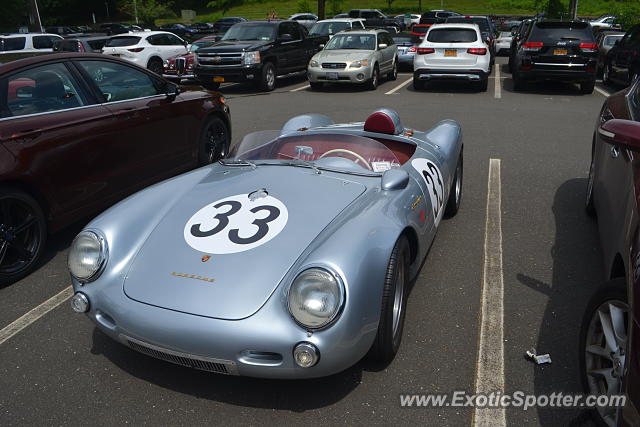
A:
307;29;398;90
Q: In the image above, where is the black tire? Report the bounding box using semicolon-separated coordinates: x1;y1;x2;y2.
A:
581;80;596;94
586;144;596;217
147;57;164;76
309;82;323;91
579;278;628;427
387;59;398;81
368;235;410;363
259;62;276;92
477;77;488;92
200;81;221;91
413;77;424;91
0;187;47;284
444;153;463;218
367;65;379;90
513;72;525;92
198;116;229;165
603;62;613;85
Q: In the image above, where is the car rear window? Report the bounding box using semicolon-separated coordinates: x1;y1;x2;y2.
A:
412;26;430;34
0;37;26;51
105;36;141;47
393;34;419;45
529;22;594;42
427;28;478;43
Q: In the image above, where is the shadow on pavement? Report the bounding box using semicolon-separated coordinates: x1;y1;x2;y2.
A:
91;327;367;411
517;178;602;426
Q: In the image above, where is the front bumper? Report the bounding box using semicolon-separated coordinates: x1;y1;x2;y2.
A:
73;283;375;379
414;68;488;81
195;64;262;84
162;72;195;80
307;65;373;83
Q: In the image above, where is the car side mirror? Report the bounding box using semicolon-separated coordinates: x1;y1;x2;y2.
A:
598;119;640;150
279;33;293;42
381;169;409;190
378;43;388;49
165;82;180;98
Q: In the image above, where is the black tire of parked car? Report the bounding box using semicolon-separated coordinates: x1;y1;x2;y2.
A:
198;116;230;165
603;62;613;85
413;77;424;91
309;82;323;91
387;59;398;81
259;62;276;92
444;153;463;218
513;72;525;92
0;187;47;285
477;77;489;92
368;235;409;363
147;57;164;76
368;65;379;90
200;81;221;91
581;79;596;94
579;278;628;427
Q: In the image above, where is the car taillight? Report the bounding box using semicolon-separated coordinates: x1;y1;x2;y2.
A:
127;47;144;52
467;48;487;55
523;41;543;51
77;41;85;52
408;46;417;53
417;47;435;54
579;42;598;52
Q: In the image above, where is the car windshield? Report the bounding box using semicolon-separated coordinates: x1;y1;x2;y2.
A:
227;131;402;175
427;28;477;43
190;41;215;51
499;32;512;38
105;36;141;47
412;26;429;34
325;34;376;50
222;24;275;41
310;22;350;35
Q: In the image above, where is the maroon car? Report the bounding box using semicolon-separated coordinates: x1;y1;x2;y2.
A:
0;53;231;283
162;36;219;83
582;78;640;426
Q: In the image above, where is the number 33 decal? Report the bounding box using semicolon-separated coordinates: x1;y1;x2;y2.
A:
184;194;288;254
411;158;445;225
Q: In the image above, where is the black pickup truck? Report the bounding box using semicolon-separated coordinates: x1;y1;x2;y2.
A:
194;20;325;91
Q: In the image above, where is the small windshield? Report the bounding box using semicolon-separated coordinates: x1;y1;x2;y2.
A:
310;21;350;35
222;24;275;41
190;41;215;51
325;34;376;50
105;36;141;47
228;131;403;175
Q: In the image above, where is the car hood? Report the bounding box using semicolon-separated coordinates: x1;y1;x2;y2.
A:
200;40;273;52
123;165;366;320
314;49;375;62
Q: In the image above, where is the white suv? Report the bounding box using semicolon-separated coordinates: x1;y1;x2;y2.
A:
0;33;62;54
102;31;188;75
413;23;491;91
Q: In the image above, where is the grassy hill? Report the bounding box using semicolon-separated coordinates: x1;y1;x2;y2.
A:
156;0;629;24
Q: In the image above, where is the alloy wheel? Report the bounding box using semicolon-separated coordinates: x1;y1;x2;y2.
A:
205;120;228;163
0;197;43;276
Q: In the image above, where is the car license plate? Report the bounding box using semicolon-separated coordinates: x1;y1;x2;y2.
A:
444;49;457;57
553;48;568;55
326;72;339;80
213;76;225;82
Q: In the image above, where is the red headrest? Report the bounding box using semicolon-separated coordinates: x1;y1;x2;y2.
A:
364;112;396;135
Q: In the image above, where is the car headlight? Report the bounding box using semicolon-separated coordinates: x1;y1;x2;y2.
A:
68;231;108;283
243;51;261;65
350;59;369;68
288;267;345;329
309;59;319;67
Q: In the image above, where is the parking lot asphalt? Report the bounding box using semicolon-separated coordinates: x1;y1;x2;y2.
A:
0;58;614;426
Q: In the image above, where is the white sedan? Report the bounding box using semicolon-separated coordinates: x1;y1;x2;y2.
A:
413;23;491;91
101;31;188;75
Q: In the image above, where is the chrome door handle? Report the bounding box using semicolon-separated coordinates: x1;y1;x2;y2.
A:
611;145;620;158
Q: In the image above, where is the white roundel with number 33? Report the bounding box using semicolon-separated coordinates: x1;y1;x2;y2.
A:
184;194;289;254
411;158;445;226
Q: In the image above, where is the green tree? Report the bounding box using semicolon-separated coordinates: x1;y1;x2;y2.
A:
119;0;174;26
297;0;312;13
206;0;244;14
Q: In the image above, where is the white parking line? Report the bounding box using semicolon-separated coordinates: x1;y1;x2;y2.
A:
595;86;611;97
290;84;310;92
473;159;505;427
0;286;73;345
494;66;502;99
385;76;413;95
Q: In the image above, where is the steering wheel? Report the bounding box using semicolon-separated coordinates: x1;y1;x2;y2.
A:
318;149;372;170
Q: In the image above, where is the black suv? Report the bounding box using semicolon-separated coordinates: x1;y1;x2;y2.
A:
348;10;399;28
603;24;640;87
512;20;598;93
419;10;461;24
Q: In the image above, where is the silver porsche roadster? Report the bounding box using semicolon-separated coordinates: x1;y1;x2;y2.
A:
68;109;463;379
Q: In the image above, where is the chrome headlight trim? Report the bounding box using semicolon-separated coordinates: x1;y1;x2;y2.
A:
287;265;346;330
68;230;109;284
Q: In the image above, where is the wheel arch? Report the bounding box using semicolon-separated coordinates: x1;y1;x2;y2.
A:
610;252;626;280
146;55;163;68
0;180;51;225
400;226;419;266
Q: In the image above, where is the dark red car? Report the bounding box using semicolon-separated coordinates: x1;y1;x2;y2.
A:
0;53;231;283
162;36;219;83
582;78;640;426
